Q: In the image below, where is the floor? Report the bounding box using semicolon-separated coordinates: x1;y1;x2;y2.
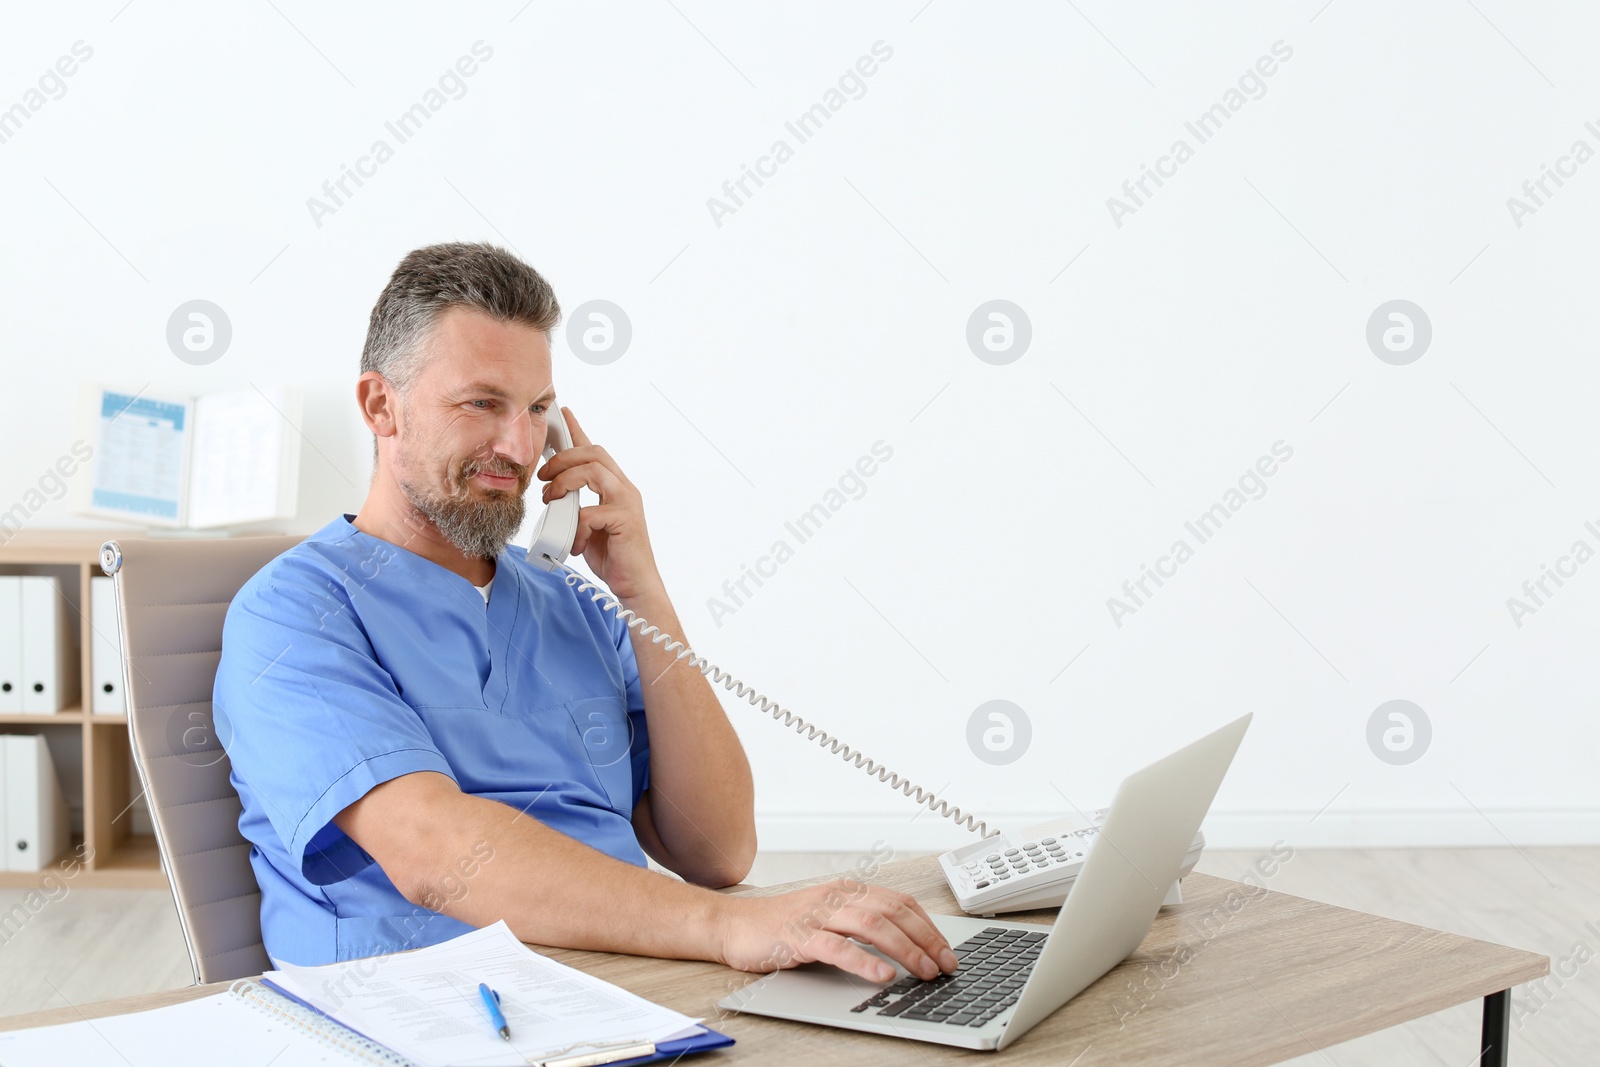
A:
0;848;1593;1064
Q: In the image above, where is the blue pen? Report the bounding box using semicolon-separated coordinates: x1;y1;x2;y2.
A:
478;982;510;1041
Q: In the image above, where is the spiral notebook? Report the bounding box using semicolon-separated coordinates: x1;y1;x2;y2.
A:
0;981;412;1066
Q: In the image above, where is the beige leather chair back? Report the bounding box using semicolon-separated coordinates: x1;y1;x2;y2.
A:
101;534;302;985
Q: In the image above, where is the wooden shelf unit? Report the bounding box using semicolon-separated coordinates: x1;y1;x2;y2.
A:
0;528;165;889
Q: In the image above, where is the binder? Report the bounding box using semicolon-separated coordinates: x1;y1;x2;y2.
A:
19;576;77;714
90;576;125;714
0;577;20;713
2;733;71;872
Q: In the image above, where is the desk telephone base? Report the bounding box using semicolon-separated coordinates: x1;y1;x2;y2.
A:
938;808;1204;916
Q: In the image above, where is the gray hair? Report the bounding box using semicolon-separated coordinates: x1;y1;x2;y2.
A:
360;241;562;397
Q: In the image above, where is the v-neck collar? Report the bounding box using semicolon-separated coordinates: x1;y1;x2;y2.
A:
335;515;521;711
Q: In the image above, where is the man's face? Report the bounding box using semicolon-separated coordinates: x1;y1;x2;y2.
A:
388;306;555;560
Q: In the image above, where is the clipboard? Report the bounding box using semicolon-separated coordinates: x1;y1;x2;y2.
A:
545;1026;734;1066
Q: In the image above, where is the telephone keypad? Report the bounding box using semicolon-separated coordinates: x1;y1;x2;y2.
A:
953;844;1094;895
942;810;1202;916
955;839;1095;892
947;815;1122;897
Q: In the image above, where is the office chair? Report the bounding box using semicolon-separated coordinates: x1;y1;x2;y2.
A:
101;534;302;986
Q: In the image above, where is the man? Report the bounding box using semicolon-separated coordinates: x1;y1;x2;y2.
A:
214;242;957;986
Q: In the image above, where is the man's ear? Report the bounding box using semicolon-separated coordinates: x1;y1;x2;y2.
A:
357;372;400;442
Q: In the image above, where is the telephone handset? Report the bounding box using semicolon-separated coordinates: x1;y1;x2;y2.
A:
521;407;1203;916
525;406;580;573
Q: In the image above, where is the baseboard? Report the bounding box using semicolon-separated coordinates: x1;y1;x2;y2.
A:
753;810;1600;853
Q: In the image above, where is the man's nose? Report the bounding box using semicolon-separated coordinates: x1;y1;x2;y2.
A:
495;407;541;468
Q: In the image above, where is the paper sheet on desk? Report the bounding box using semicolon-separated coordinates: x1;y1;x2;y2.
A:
265;921;702;1067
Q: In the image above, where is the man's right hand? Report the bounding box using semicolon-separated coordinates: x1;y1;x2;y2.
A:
333;772;959;982
713;879;960;983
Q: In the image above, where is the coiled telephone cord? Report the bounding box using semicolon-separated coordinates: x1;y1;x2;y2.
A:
559;562;996;839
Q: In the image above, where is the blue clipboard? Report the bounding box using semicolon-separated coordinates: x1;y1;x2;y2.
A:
598;1025;734;1065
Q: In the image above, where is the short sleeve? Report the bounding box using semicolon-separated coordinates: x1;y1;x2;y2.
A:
214;562;455;886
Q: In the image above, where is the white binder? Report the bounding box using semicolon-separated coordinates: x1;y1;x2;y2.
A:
19;576;77;714
0;578;20;713
2;733;71;872
90;576;125;714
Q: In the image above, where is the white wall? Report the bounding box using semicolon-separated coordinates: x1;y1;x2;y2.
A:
2;2;1595;853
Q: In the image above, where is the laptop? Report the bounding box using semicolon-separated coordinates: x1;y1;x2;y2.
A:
717;713;1252;1051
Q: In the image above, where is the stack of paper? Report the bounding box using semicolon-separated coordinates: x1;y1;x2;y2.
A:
264;921;706;1067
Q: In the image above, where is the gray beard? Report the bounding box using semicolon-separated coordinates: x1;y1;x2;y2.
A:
400;463;527;561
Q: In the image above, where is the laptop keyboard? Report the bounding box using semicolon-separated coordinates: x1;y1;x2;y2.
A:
849;927;1046;1028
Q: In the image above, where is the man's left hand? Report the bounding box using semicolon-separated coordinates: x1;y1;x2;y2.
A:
537;406;663;601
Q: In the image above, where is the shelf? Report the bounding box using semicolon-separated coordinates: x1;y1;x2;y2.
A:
0;531;222;894
84;834;166;889
0;835;165;889
0;711;89;724
0;529;139;566
0;708;127;724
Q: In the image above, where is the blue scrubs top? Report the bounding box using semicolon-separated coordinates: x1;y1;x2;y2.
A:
213;515;650;965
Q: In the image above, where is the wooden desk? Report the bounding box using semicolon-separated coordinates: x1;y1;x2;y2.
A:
0;856;1549;1065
